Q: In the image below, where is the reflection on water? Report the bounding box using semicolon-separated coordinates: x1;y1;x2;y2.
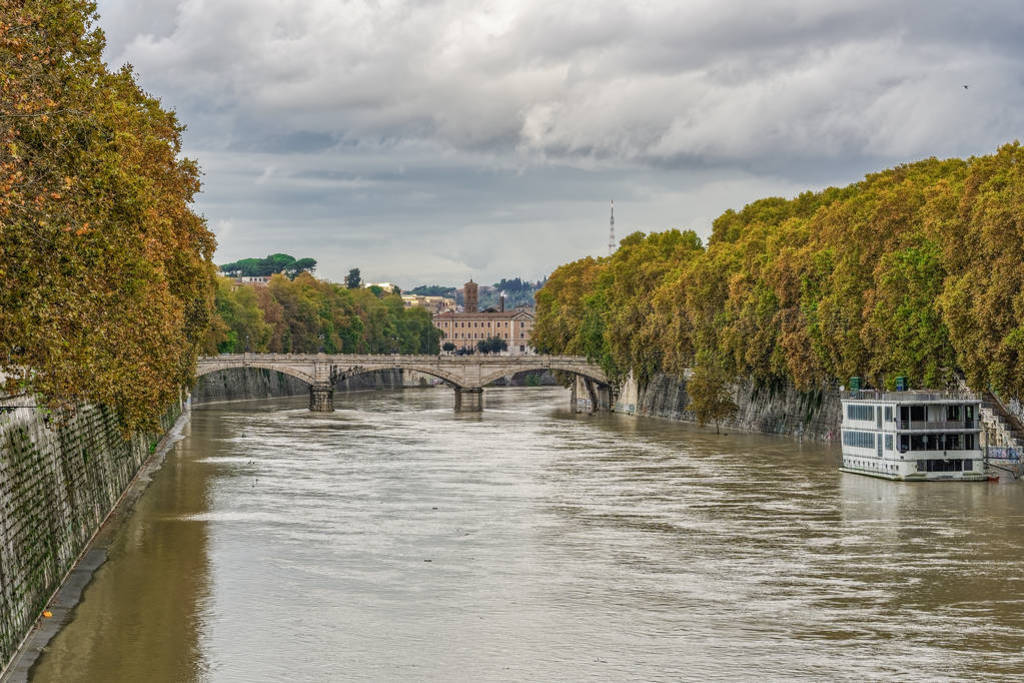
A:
31;387;1024;681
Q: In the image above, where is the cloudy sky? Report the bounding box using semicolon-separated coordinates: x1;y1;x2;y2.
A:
94;0;1024;287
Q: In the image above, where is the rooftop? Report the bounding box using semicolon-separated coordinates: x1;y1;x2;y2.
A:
433;309;533;319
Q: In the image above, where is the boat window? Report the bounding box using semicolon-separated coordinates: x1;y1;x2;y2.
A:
910;406;926;421
946;405;961;421
899;435;909;452
965;434;975;450
884;406;893;422
842;431;876;448
964;459;973;471
923;458;966;472
847;404;874;421
885;435;893;451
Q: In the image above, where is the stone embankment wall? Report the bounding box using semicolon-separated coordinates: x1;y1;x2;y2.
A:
611;372;842;441
192;367;411;404
0;399;181;671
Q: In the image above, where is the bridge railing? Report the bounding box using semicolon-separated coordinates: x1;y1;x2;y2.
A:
201;353;596;364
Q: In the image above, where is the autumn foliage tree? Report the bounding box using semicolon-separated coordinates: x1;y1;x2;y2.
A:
205;274;441;355
686;357;738;434
533;143;1024;401
0;1;216;432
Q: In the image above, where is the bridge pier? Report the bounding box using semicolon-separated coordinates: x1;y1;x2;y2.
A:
454;387;483;412
578;376;612;413
309;382;334;412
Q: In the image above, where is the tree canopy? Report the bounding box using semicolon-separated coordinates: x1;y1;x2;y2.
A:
0;0;216;432
345;268;361;289
206;274;441;355
219;253;316;278
476;336;508;354
533;144;1024;398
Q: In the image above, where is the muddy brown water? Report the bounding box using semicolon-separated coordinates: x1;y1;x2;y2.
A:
27;387;1024;681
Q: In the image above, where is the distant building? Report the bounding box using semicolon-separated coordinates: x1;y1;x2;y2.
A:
237;274;273;286
402;294;456;314
433;280;535;354
364;282;399;293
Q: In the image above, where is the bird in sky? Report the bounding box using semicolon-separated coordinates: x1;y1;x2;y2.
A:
963;84;969;89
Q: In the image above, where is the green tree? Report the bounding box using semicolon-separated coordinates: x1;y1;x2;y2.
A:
205;277;272;353
207;272;440;355
346;268;361;289
442;342;456;353
219;253;316;278
687;360;739;434
476;337;508;354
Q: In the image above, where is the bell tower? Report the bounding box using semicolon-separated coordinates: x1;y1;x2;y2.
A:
464;279;478;313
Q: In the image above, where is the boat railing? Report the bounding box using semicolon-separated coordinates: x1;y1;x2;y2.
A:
842;389;980;402
895;420;978;431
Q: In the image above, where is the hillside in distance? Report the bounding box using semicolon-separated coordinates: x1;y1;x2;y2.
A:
409;277;545;309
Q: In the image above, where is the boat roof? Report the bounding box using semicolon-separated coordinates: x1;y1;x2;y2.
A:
841;390;980;404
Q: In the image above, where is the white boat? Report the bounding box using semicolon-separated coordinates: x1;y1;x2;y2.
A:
839;390;987;481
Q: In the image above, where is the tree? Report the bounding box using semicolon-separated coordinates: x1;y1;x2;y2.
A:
408;285;457;297
204;277;272;353
0;1;216;433
205;271;441;355
476;336;508;354
687;360;739;434
442;342;456;353
286;257;317;278
531;146;1024;401
346;268;361;289
219;253;316;278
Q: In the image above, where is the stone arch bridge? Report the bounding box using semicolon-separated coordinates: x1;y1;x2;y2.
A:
196;354;612;413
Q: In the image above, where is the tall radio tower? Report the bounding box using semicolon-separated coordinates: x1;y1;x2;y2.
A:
608;200;615;255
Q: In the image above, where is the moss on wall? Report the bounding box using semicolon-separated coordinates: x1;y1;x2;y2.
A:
0;400;180;670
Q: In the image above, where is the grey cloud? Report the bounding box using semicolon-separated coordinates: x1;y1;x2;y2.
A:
95;0;1024;285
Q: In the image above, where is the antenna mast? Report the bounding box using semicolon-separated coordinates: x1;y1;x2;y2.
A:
608;200;615;255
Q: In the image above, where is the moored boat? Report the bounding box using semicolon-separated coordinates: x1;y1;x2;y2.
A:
839;388;987;481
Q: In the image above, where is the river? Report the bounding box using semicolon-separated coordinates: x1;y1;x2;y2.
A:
27;386;1024;681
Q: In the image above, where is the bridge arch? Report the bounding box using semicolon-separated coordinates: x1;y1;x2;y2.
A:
475;364;609;390
195;362;318;387
331;363;469;389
